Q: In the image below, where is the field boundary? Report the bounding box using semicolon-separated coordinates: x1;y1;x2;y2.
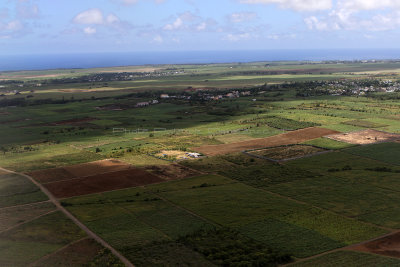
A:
243;144;332;163
0;166;134;267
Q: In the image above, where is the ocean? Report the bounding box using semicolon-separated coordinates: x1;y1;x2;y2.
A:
1;49;400;72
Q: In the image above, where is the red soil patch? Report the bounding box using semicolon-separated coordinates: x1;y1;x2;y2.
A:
28;159;132;183
327;129;400;145
193;127;339;156
349;232;400;258
143;164;201;180
33;238;102;266
63;159;132;177
44;168;163;198
40;117;96;126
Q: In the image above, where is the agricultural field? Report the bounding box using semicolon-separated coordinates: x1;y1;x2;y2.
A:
247;144;327;161
2;61;400;266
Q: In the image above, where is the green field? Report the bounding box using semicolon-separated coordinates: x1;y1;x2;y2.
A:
290;251;400;267
343;142;400;165
2;61;400;265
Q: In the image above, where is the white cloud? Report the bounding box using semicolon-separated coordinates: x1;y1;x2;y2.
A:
4;20;24;31
17;2;40;19
153;34;163;43
305;0;400;32
228;12;257;23
223;32;251;41
83;26;96;35
239;0;332;11
106;13;120;24
338;0;400;11
73;8;104;25
112;0;165;5
164;17;184;30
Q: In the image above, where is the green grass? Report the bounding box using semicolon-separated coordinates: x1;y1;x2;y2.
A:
0;173;48;208
4;151;106;172
343;119;387;128
302;137;356;150
343;142;400;165
289;250;400;267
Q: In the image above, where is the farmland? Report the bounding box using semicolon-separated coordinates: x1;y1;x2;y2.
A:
2;60;400;266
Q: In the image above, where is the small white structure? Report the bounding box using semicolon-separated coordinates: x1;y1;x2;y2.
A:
186;152;202;158
160;94;169;99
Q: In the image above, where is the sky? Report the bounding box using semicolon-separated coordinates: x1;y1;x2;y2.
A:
1;0;400;55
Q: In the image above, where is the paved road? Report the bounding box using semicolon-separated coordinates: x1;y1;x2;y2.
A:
0;167;134;267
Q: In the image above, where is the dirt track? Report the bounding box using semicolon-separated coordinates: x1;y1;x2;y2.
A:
0;166;134;267
193;127;339;156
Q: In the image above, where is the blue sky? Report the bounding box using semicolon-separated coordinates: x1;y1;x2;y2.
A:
1;0;400;54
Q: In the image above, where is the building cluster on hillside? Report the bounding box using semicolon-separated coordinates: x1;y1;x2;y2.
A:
321;80;400;96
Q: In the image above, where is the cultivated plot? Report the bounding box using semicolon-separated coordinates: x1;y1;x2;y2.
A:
193;127;339;156
327;129;400;145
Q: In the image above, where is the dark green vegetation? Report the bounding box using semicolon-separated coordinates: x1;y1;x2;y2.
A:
0;172;48;208
0;211;86;266
2;61;400;266
343;142;400;165
289;250;400;267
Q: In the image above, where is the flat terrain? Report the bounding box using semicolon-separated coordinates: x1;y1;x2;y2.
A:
44;168;163;198
327;129;400;145
350;232;400;259
248;144;327;161
2;61;400;266
193;127;338;156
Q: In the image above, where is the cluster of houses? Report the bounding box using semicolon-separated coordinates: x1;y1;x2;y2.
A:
323;80;400;96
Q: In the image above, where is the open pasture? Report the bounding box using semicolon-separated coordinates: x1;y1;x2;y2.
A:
193;127;339;156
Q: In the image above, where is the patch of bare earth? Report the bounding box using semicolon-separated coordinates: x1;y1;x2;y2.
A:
28;159;132;183
143;164;201;180
327;129;400;145
192;127;339;156
43;168;163;198
349;232;400;258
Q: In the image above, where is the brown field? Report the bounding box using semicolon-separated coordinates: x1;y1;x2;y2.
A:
249;145;326;161
63;159;132;178
44;168;163;198
327;129;400;145
350;232;400;258
32;238;103;267
143;164;201;180
28;159;132;183
49;117;96;126
192;127;338;156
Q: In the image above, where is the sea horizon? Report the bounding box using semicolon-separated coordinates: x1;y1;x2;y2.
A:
1;49;400;72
